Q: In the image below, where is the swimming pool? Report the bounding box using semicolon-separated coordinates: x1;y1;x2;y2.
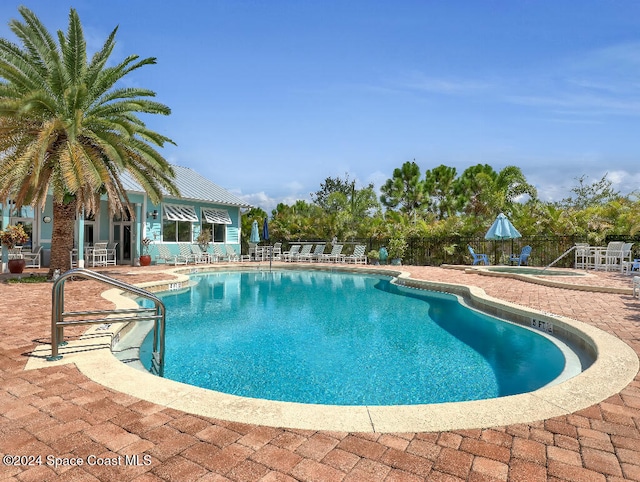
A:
136;270;574;406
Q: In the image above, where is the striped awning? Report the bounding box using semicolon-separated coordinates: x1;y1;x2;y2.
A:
163;204;198;222
202;208;232;225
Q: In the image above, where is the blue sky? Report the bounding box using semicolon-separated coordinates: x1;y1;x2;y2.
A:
2;1;640;213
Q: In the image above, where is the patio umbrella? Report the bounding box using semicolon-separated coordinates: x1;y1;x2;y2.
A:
485;213;521;240
250;220;260;243
485;213;521;263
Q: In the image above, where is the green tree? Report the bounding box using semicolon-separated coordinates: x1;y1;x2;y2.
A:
454;164;536;218
424;164;458;219
561;174;620;210
311;174;356;213
0;7;178;275
380;160;427;218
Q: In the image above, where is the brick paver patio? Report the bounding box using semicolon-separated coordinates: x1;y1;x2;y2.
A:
0;264;639;481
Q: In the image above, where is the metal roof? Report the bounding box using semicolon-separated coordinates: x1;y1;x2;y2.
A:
121;165;252;208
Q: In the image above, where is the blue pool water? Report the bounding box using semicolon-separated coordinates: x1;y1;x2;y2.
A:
139;270;566;406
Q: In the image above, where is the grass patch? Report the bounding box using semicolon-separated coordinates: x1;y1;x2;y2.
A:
6;274;49;284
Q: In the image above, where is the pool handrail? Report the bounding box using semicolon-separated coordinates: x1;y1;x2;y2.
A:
542;245;578;272
48;268;166;376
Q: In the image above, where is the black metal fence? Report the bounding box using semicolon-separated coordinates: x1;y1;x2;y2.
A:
271;234;638;267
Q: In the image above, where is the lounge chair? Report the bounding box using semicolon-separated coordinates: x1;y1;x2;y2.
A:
212;244;229;261
191;244;211;263
344;245;367;264
301;244;325;262
24;245;42;269
509;245;531;266
283;245;301;262
225;245;240;262
321;244;344;263
157;244;188;265
468;245;489;265
293;244;313;262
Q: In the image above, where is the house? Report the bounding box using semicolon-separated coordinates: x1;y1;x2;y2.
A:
0;165;252;269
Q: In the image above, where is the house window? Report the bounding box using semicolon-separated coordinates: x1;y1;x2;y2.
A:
10;205;35;248
163;204;198;242
201;208;232;243
83;212;95;245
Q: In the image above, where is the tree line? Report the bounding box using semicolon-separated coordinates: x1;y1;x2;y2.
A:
243;161;637;249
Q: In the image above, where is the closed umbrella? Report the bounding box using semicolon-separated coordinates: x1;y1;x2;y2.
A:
485;213;521;263
250;220;260;243
262;217;269;242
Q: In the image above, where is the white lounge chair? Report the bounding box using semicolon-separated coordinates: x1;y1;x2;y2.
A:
321;244;344;263
344;245;367;264
157;244;188;265
191;244;211;263
283;245;301;262
225;245;240;262
294;244;313;262
300;244;325;262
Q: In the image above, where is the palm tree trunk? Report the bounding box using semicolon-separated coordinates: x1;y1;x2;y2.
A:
47;199;77;278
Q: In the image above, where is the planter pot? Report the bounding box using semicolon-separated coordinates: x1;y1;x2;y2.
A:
8;258;26;274
369;260;380;265
139;255;152;266
390;258;402;266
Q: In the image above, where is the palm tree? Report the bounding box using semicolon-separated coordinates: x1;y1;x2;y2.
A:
0;7;179;276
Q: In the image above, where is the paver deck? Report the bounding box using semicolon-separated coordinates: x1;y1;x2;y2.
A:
1;264;639;481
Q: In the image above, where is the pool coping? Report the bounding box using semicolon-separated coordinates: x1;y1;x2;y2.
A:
25;263;639;433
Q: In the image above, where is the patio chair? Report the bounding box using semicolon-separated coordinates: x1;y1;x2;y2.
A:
106;242;118;266
574;243;591;269
283;244;301;262
468;245;490;265
595;241;625;271
157;244;188;265
248;242;257;261
321;244;344;263
90;242;108;267
344;245;367;264
24;245;42;269
509;245;531;266
272;242;282;260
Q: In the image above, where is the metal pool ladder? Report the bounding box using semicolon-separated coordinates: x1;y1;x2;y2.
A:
47;268;166;376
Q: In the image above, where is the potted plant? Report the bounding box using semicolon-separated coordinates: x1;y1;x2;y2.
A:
0;224;30;273
196;229;211;252
368;249;380;265
387;234;407;266
140;238;152;266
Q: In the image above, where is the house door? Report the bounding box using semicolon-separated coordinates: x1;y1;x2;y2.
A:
112;222;132;264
